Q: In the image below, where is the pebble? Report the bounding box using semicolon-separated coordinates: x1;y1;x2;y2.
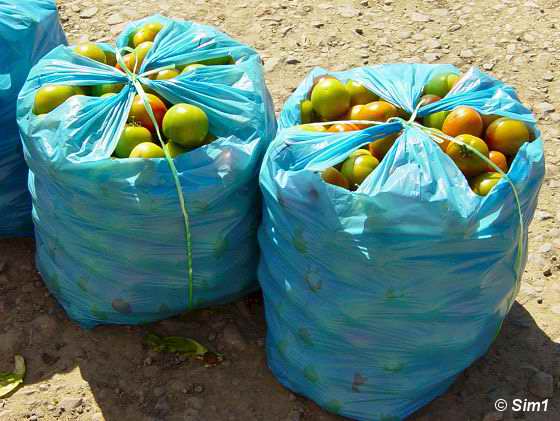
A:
483;62;495;70
397;30;412;40
483;412;504;421
539;243;552;253
106;14;124;25
460;49;474;59
79;7;98;19
448;24;462;32
338;6;360;18
186;396;204;410
194;384;204;393
534;102;555;114
285;56;300;65
222;324;247;351
551;304;560;315
528;370;554;398
264;57;281;72
60;397;82;411
410;12;431;22
543;72;554;81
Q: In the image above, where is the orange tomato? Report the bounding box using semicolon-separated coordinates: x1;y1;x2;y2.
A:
128;94;168;133
485;117;530;156
487;151;508;173
328;123;360;133
363;101;399;122
321;167;350;189
441;106;483;137
446;134;489;176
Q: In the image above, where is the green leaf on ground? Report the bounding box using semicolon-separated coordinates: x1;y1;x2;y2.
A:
0;355;26;398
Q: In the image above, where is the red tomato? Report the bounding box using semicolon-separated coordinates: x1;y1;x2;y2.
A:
128;94;168;133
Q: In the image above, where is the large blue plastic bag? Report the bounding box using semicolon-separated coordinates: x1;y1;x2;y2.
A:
0;0;66;237
17;15;276;328
258;64;544;420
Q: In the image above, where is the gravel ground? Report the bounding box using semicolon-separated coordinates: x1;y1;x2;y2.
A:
1;0;559;420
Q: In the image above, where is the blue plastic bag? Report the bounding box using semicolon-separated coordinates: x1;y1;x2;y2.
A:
0;0;66;237
17;15;276;328
258;64;544;420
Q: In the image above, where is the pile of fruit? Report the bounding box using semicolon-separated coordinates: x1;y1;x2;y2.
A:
32;20;231;159
300;73;533;195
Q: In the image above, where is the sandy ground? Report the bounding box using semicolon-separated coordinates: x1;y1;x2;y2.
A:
1;0;559;420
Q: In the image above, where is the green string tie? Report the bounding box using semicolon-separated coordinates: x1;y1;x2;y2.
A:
115;47;195;309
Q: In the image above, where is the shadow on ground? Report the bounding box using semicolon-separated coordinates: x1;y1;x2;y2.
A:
1;238;558;421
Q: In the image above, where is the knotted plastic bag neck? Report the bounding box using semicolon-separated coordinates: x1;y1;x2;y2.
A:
115;46;194;309
301;98;526;285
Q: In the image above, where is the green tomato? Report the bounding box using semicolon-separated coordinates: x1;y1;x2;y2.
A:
162;103;209;148
311;78;351;120
163;141;188;158
423;110;450;130
33;85;81;115
73;43;107;64
470;172;502;196
300;100;315;124
129;142;164;158
423;72;459;97
132;28;157;48
341;150;379;188
134;41;153;69
91;83;124;97
155;69;180;80
345;79;378;106
114;126;153;158
181;63;206;74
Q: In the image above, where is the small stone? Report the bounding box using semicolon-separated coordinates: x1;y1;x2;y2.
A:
222;324;247;351
79;7;98;19
539;243;552;253
155;397;170;414
60;397;82;411
338;6;360;18
106;14;124;25
534;102;555;114
410;12;431;22
311;21;324;28
285;56;300;65
460;49;475;59
397;30;412;40
528;371;554;398
264;57;281;72
194;384;204;393
483;62;495;71
39;383;49;391
551;304;560;315
535;210;553;220
543;73;554;81
448;24;462;32
186;396;204;410
483;412;504;421
29;416;38;421
91;413;105;421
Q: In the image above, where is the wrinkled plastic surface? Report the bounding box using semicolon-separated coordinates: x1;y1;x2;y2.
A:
17;15;276;328
0;0;66;237
259;64;544;420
